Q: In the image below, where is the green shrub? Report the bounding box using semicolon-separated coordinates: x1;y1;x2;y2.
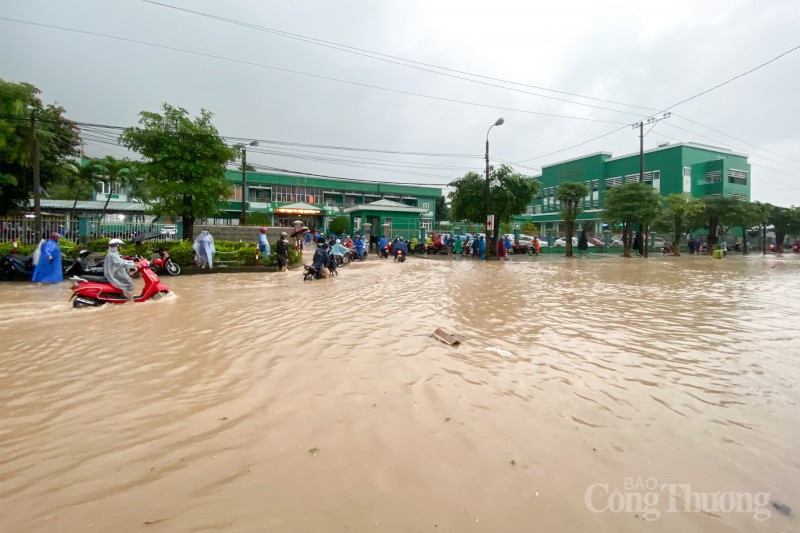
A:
166;241;196;266
329;216;350;235
0;243;35;256
237;245;258;265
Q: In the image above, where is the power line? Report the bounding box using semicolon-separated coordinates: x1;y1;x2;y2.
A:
140;0;651;119
0;16;629;126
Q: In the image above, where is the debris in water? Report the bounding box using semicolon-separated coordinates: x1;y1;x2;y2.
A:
485;346;513;357
772;501;791;516
432;328;460;345
510;459;516;466
444;417;451;422
308;447;319;456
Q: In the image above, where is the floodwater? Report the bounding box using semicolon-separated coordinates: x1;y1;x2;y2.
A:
1;253;799;532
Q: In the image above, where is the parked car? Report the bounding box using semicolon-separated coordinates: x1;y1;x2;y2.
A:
553;236;594;247
586;236;606;247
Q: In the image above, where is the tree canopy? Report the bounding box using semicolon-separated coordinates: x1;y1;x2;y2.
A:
768;205;800;251
555;181;588;257
120;104;237;240
602;182;662;257
658;194;705;255
448;165;539;254
0;79;80;215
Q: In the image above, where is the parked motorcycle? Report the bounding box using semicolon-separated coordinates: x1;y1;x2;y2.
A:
63;250;105;278
149;247;181;276
0;255;35;281
70;258;170;308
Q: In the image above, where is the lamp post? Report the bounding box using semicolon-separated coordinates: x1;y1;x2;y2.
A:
240;140;259;225
485;117;504;257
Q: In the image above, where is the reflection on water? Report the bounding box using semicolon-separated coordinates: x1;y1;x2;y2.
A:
1;254;799;532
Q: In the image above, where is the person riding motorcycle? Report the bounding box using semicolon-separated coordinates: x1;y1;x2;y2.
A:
353;234;366;258
394;237;409;260
311;237;330;276
331;239;349;261
104;238;136;300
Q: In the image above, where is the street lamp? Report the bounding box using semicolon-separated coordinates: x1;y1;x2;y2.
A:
485;117;504;257
241;140;259;225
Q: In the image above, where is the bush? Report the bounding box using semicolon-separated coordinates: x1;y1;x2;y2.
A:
237;245;258;265
329;216;350;235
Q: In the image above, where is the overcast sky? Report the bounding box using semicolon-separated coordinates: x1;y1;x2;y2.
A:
2;0;799;204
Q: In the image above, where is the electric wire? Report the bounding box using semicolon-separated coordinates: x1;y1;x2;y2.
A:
0;16;629;126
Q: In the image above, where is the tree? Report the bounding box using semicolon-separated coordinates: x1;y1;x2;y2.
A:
769;206;800;251
46;158;103;223
449;165;539;255
660;194;705;256
602;183;662;258
120;104;237;240
699;196;741;253
329;216;350;235
434;195;450;222
0;79;80;220
95;156;139;232
725;199;767;254
555;181;588;258
522;221;538;235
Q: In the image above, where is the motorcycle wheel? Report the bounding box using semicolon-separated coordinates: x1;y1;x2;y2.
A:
360;253;367;262
166;261;181;276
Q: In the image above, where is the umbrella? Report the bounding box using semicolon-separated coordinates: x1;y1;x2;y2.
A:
577;228;588;251
290;226;310;238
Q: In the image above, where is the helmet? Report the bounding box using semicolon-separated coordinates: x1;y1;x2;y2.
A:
281;231;288;237
109;238;124;247
260;227;266;234
336;239;341;244
49;232;60;240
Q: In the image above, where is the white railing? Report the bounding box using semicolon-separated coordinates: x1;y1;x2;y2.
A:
0;217;78;244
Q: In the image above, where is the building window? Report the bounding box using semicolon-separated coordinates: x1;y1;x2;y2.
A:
683;167;692;194
248;188;270;203
652;170;661;193
99;181;122;195
422;202;430;210
704;170;722;184
421;220;432;230
625;174;640;183
592;179;599;191
605;177;621;188
728;169;748;185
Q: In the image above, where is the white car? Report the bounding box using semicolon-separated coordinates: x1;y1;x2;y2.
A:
553;236;594;247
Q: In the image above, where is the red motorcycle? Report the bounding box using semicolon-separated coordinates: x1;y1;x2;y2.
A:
70;258;170;308
150;247;181;276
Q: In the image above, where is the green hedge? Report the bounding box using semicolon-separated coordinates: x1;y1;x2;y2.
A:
82;239;302;267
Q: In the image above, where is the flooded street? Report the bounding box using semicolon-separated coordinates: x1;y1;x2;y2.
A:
1;254;799;532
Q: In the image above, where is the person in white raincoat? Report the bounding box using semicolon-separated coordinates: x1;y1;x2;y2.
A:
104;238;136;300
193;228;216;269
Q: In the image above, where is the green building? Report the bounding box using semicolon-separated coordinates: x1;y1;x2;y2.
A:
514;142;751;235
218;171;442;235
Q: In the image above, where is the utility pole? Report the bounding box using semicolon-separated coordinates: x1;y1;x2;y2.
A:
240;145;247;226
631;112;670;256
30;110;42;240
485;118;504;258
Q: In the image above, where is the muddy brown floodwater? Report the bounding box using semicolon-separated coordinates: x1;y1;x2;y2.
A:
1;253;799;532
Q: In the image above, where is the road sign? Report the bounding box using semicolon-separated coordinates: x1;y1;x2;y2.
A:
486;215;495;231
160;225;177;235
514;223;520;230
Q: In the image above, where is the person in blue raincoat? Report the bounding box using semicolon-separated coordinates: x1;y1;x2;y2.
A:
504;234;512;251
479;235;486;260
354;234;366;257
258;227;271;257
32;233;63;283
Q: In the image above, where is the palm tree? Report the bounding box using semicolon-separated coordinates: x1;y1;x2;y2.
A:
95;156;135;235
556;181;589;257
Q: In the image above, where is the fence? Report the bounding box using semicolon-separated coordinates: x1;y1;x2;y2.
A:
0;217;78;244
0;217;178;244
